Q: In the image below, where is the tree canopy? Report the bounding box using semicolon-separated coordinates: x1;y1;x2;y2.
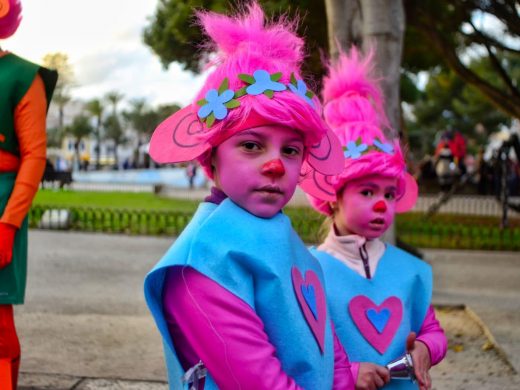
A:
143;0;328;78
405;0;520;119
143;0;520;142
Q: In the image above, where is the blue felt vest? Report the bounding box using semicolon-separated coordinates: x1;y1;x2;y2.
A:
145;199;334;389
312;245;432;390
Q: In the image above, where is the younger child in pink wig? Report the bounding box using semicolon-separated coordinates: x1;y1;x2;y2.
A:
145;3;353;389
0;0;22;39
304;47;447;390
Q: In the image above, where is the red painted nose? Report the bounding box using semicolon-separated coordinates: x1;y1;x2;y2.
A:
373;200;387;213
261;159;286;178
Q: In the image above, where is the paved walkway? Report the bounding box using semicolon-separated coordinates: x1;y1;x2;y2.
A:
15;231;520;389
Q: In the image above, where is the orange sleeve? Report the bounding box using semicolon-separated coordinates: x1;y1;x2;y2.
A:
0;75;47;228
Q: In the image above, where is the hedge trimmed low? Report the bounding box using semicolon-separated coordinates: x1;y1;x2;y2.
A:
30;204;520;251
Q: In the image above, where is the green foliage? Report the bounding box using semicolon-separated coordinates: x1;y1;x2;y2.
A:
30;191;520;250
404;0;520;119
33;189;199;211
65;115;93;140
406;58;513;155
143;0;328;79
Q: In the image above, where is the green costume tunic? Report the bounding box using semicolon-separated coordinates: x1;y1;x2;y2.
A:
0;54;57;304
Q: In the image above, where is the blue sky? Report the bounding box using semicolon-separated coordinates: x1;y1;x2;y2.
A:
1;0;205;108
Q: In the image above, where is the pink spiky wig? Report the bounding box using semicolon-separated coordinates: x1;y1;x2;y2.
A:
0;0;22;39
149;1;345;195
193;2;329;177
306;47;418;215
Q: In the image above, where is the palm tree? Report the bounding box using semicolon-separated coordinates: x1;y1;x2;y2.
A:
65;115;93;170
85;99;104;169
105;91;124;168
42;53;74;132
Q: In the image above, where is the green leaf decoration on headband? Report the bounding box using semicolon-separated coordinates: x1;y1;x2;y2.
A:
197;98;208;106
305;90;315;99
290;72;298;87
206;113;216;128
235;87;247;98
271;72;283;82
238;74;256;84
264;90;274;98
225;99;241;109
218;77;230;94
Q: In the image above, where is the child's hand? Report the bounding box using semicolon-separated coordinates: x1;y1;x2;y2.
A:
356;362;390;390
406;332;432;390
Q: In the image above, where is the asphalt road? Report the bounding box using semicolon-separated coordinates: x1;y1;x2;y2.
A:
15;230;520;389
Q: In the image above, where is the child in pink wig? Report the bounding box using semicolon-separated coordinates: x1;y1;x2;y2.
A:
303;48;447;390
145;3;354;389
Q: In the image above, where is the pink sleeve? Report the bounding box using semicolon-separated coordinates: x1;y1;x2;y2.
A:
332;324;356;389
162;266;303;390
348;361;360;385
416;305;448;365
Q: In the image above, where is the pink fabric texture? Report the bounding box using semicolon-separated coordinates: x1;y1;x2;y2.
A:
348;296;404;355
162;266;354;389
416;306;448;365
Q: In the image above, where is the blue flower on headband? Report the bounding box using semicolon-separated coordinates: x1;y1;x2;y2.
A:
373;139;394;154
344;141;368;159
198;88;235;120
246;70;287;96
288;79;315;107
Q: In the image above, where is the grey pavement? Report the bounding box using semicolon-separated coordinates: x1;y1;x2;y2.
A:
15;230;520;389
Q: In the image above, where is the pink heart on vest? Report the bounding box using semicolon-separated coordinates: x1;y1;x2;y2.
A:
348;295;403;354
291;267;327;353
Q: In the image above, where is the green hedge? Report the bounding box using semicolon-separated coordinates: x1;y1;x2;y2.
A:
396;213;520;251
30;204;520;251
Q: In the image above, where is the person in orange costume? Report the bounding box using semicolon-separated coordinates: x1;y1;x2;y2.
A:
0;1;57;388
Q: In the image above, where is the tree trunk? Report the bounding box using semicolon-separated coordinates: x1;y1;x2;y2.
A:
325;0;406;245
325;0;362;60
360;0;405;139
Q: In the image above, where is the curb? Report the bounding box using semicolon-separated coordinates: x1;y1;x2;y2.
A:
433;302;517;375
19;372;167;390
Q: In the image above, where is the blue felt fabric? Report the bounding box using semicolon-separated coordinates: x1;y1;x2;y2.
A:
312;244;432;390
145;199;334;389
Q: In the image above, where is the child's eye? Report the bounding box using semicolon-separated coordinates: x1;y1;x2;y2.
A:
360;190;373;197
385;192;396;200
241;141;261;151
282;146;302;157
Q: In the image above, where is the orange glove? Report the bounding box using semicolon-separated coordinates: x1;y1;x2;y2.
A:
0;222;17;269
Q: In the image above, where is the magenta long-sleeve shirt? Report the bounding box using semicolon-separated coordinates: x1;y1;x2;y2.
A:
163;266;355;389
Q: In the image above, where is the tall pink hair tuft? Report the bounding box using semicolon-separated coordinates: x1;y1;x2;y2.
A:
304;46;417;215
322;46;391;144
0;0;22;39
193;2;327;178
197;2;304;72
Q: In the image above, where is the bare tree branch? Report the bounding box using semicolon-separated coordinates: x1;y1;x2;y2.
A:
473;0;520;36
420;18;520;118
460;31;520;54
468;20;520;99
